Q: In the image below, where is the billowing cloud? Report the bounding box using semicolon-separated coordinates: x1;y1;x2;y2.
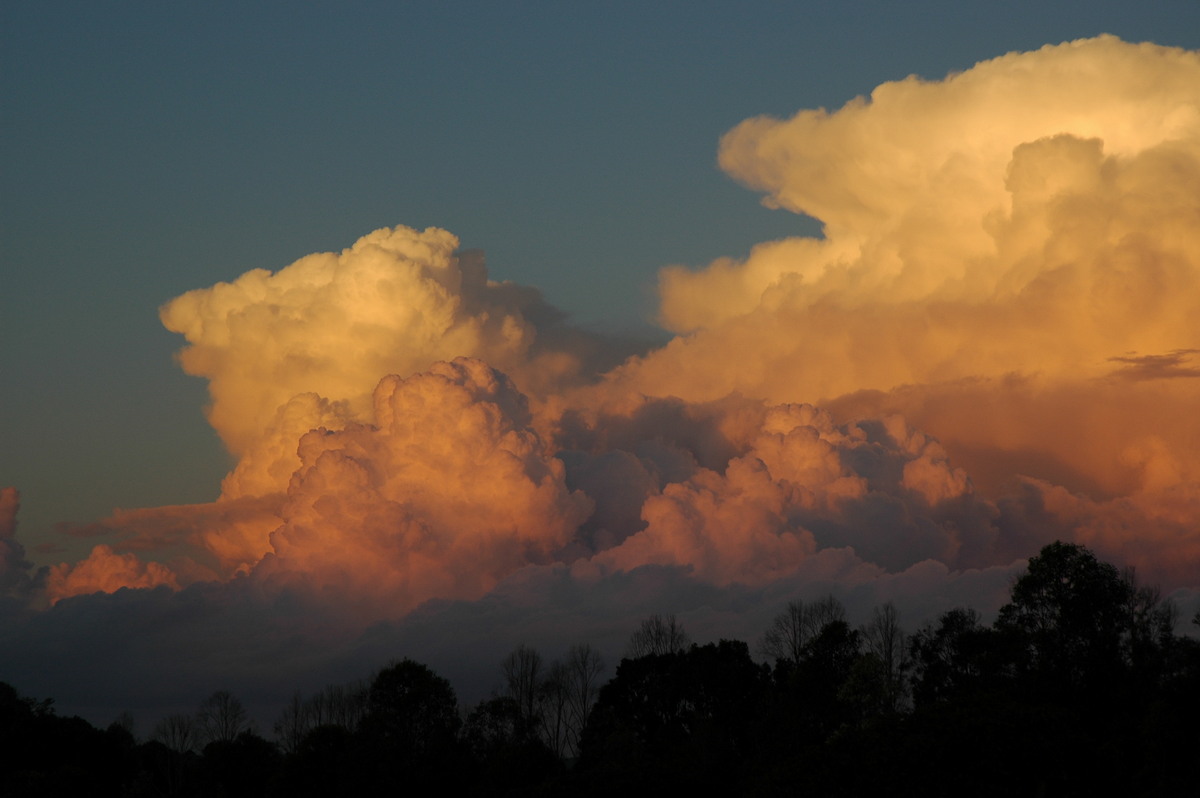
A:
255;358;592;610
161;226;631;492
46;545;179;605
577;402;1000;583
596;37;1199;565
6;34;1199;728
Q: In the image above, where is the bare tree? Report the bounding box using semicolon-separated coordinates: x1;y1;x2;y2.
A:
274;690;310;755
563;643;604;758
293;679;368;736
861;601;911;713
152;711;198;795
760;595;846;663
627;613;691;658
537;660;571;757
502;643;544;734
153;712;197;754
760;601;808;663
196;689;248;746
498;642;606;759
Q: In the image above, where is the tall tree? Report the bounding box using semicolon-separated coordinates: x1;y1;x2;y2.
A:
859;601;911;714
363;658;460;753
502;643;545;737
358;658;464;792
997;541;1134;695
563;643;605;758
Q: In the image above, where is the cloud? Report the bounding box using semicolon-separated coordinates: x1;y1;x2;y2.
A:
253;358;592;611
0;487;37;598
46;545;179;605
1107;349;1200;381
577;402;1002;582
6;35;1199;726
161;227;635;472
598;36;1199;520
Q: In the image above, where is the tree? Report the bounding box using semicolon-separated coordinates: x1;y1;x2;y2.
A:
1122;568;1177;679
793;619;862;738
152;712;197;754
274;678;369;759
563;643;605;758
462;697;562;792
760;595;845;664
502;643;544;736
627;613;691;658
274;690;309;755
538;660;571;757
359;659;464;791
318;679;369;729
197;690;249;747
859;601;911;714
997;541;1135;694
908;607;1002;706
364;659;461;751
579;640;769;791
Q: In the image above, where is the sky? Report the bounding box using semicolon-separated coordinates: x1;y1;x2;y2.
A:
2;1;1200;731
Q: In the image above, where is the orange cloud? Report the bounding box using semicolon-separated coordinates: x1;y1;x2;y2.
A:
257;358;592;610
46;545;179;605
596;36;1199;528
160;226;604;467
30;36;1198;615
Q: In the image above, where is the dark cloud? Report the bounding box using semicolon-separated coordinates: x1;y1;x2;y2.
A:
1107;349;1200;381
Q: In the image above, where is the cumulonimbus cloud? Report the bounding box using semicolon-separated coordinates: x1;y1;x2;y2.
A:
34;36;1200;623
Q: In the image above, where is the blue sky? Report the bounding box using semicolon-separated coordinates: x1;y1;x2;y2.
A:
4;0;1199;563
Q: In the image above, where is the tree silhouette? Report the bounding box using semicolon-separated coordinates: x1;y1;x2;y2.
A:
152;712;198;754
502;643;544;738
579;640;769;792
358;658;465;791
997;540;1159;697
627;613;691;658
909;607;1006;706
760;595;845;664
462;696;562;792
197;689;249;747
858;601;911;714
563;643;605;758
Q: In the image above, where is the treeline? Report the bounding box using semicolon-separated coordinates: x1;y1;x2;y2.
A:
2;541;1197;796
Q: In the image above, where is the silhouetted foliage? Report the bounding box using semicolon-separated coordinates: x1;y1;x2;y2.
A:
200;730;279;797
463;696;563;794
578;639;770;793
358;658;466;792
997;540;1132;695
4;541;1196;796
0;681;137;797
909;607;1010;706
